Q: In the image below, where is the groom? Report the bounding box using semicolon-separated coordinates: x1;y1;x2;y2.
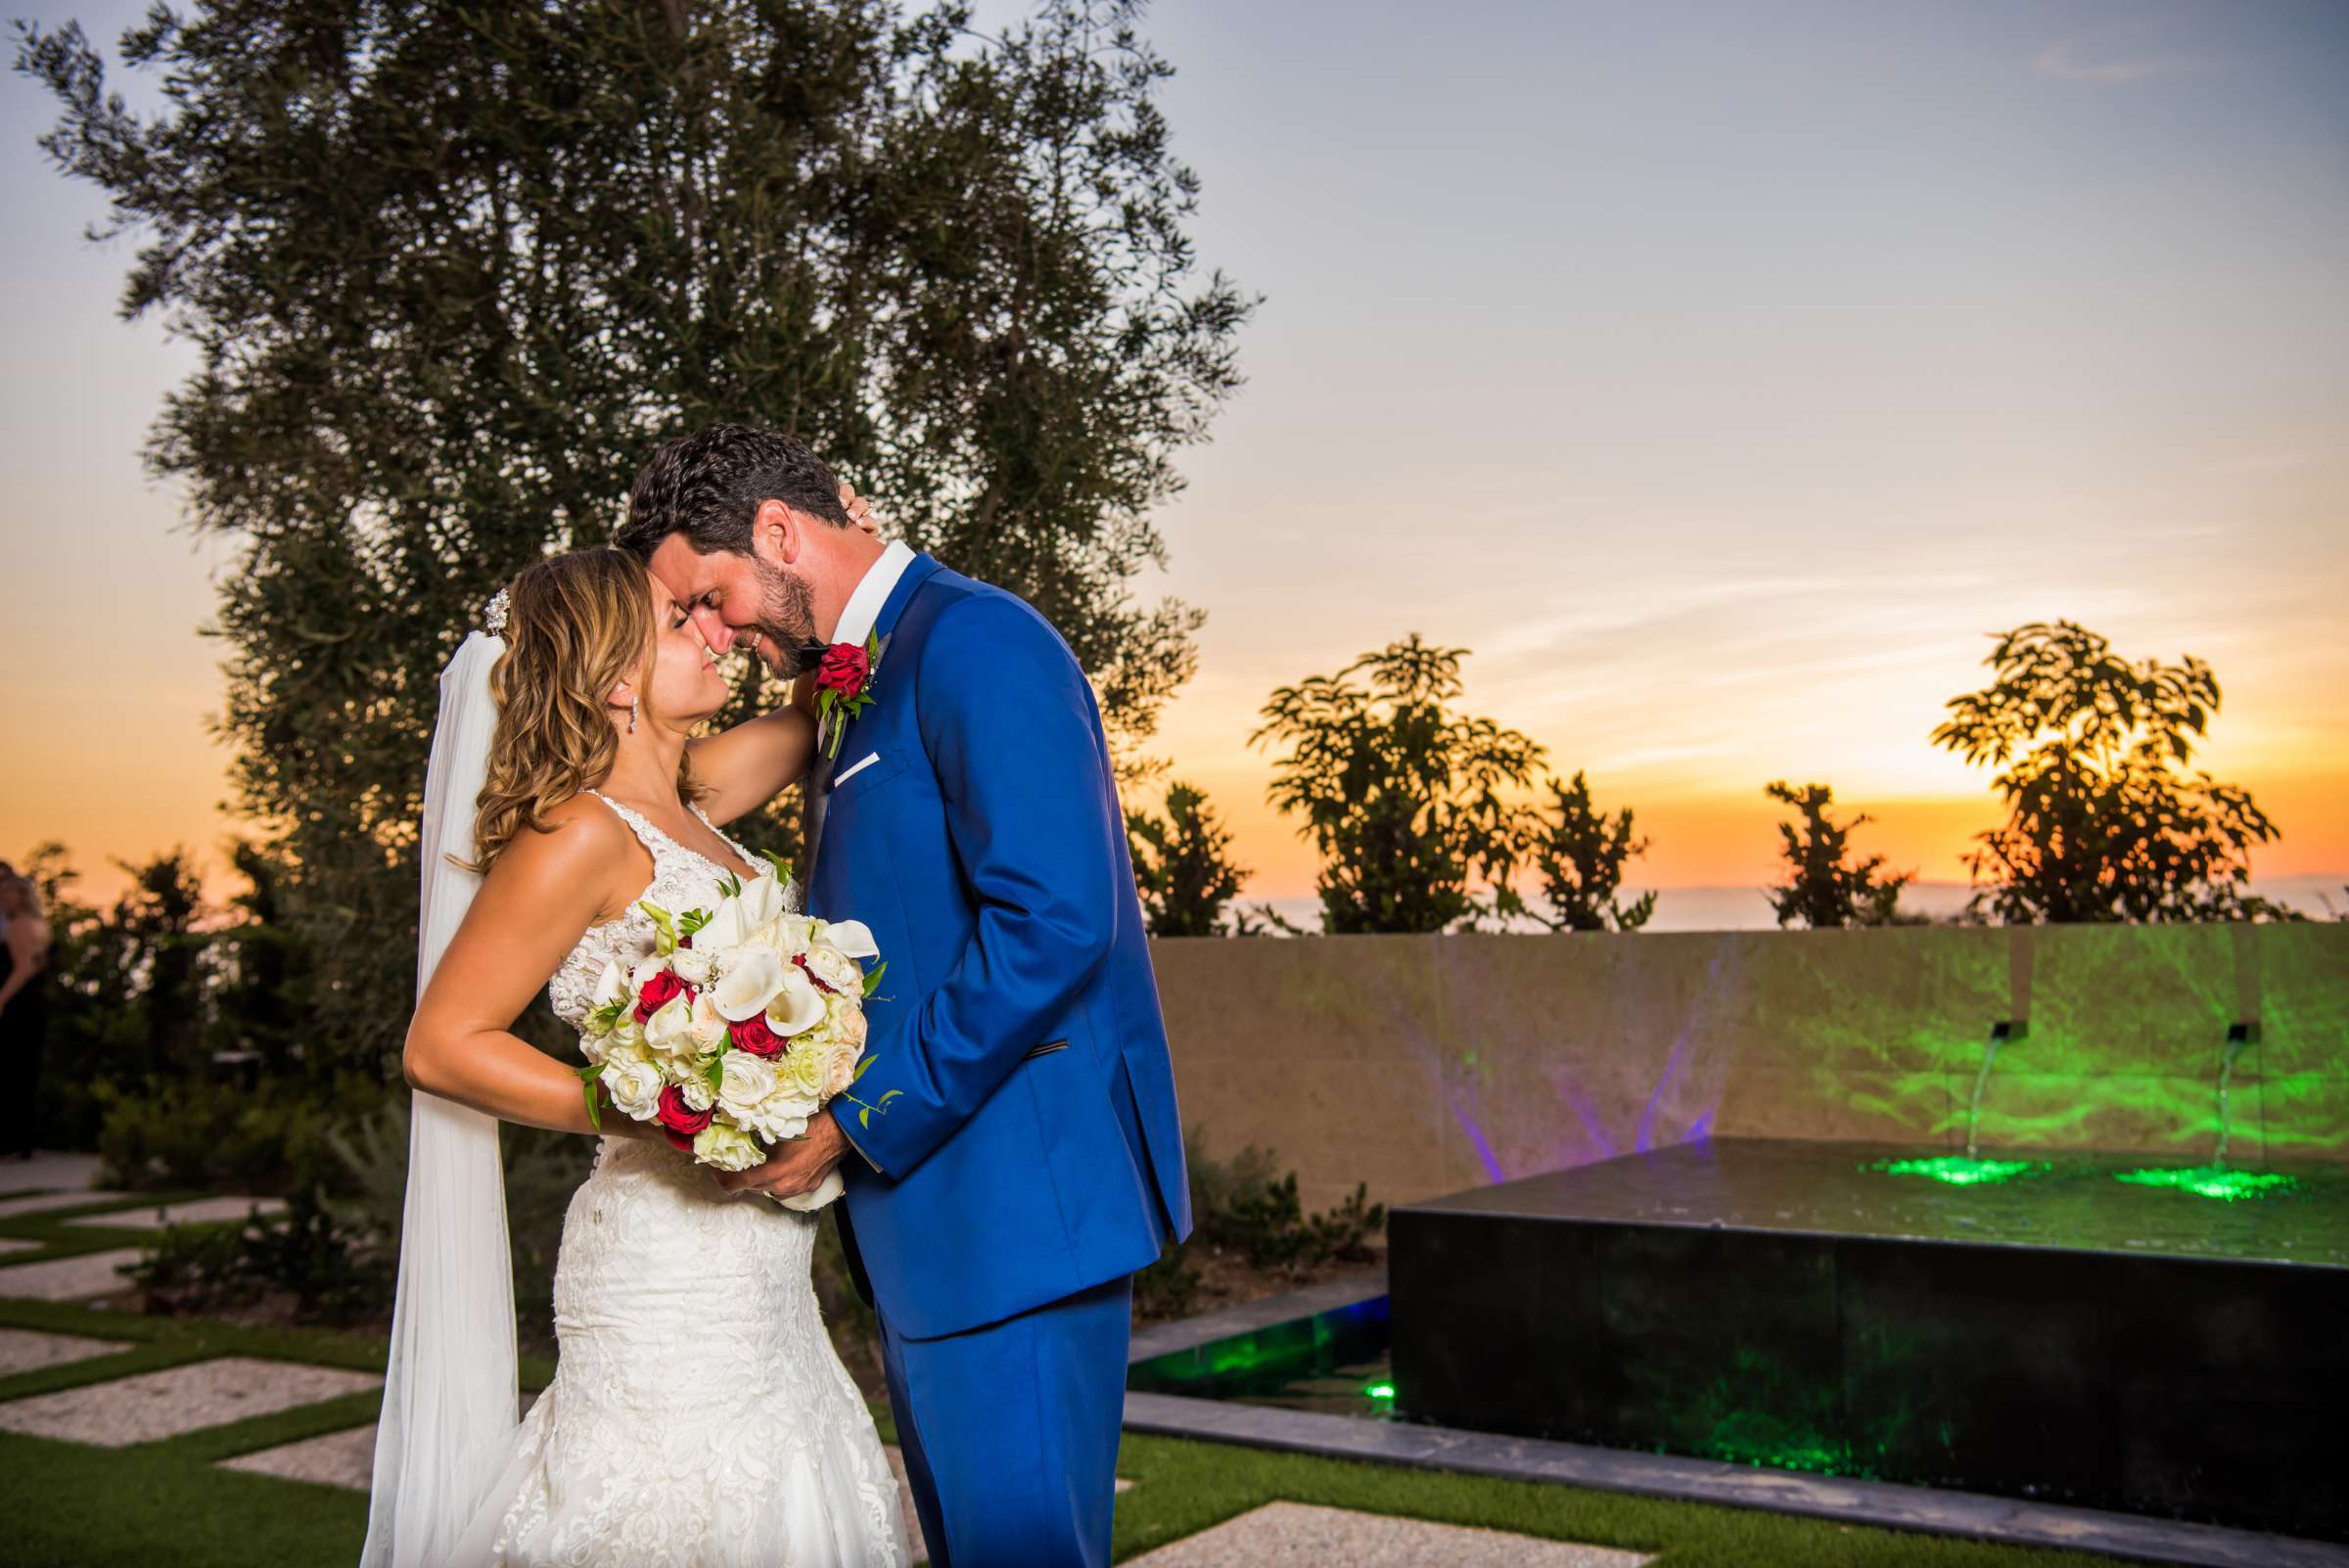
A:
617;425;1190;1568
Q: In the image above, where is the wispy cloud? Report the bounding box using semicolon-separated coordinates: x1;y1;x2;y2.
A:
2033;28;2217;85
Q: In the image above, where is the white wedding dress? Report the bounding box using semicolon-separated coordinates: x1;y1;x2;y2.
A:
451;792;908;1567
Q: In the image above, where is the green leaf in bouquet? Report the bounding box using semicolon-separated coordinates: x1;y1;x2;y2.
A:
858;1107;871;1129
582;1079;603;1131
679;905;714;941
852;1054;875;1084
575;1060;605;1083
638;899;680;955
706;1056;724;1090
760;849;797;885
861;961;887;998
878;1089;901;1105
587;998;629;1037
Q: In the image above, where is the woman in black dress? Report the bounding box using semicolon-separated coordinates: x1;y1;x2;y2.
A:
0;874;52;1159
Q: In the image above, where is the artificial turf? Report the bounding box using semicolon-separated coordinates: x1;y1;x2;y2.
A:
0;1301;2161;1568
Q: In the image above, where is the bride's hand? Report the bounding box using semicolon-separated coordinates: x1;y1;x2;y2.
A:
841;482;884;539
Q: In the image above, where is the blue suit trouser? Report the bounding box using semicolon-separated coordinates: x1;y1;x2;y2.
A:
880;1274;1131;1568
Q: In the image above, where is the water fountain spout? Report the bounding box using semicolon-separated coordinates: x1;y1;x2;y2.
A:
1964;1021;2024;1163
2212;1021;2258;1171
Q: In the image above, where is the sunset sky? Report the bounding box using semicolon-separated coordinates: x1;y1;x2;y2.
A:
4;0;2344;920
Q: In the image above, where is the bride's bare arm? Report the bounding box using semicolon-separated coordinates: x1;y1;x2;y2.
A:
403;800;655;1136
686;699;817;828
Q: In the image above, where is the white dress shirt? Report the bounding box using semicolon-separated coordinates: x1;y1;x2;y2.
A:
830;539;916;651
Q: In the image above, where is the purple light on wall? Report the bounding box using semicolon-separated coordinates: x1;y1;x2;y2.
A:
1636;945;1729;1154
1450;1098;1506;1184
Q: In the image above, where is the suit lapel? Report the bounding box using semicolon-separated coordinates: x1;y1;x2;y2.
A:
802;553;939;894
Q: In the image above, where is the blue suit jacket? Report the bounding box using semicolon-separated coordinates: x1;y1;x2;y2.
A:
807;554;1192;1339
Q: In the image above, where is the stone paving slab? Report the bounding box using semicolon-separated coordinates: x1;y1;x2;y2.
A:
220;1421;379;1488
0;1248;143;1301
0;1190;138;1221
1127;1501;1650;1568
0;1356;382;1447
0;1238;35;1256
61;1196;286;1230
0;1150;105;1194
0;1326;126;1376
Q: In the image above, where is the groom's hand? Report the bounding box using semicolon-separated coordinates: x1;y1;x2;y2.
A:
716;1112;850;1199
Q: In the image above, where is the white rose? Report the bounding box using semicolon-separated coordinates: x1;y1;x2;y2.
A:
603;1057;665;1121
607;1015;647;1054
823;1041;861;1097
644;993;698;1057
689;992;730;1050
579;1031;611;1067
803;943;861;995
630;955;670;992
678;1074;715;1113
745;1077;820;1142
777;914;818;953
779;1038;829;1100
671;946;714;986
714;1050;780;1122
693;1122;764;1173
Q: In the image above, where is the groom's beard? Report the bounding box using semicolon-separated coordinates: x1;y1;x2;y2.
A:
750;557;820;675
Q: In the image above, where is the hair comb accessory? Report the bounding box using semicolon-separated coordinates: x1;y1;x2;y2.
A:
484;588;511;636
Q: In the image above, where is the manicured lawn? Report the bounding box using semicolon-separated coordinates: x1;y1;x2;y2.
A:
0;1299;2153;1568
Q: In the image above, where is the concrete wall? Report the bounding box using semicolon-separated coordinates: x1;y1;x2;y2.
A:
1147;923;2349;1216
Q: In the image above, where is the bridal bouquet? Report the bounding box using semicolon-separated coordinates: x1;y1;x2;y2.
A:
573;866;895;1211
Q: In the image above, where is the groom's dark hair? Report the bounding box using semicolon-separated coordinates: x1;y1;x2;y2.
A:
615;424;852;561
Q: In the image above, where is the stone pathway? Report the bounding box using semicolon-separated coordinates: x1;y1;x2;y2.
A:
0;1326;125;1376
0;1248;144;1301
0;1189;138;1221
220;1421;381;1487
0;1149;104;1193
1126;1501;1653;1567
0;1238;36;1256
0;1357;382;1446
62;1196;286;1230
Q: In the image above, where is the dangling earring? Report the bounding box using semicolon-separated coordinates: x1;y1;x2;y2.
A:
628;697;639;734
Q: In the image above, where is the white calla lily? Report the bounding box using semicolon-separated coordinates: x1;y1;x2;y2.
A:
768;963;827;1037
820;919;880;960
713;947;788;1022
736;873;785;930
697;895;749;953
591;958;628;1009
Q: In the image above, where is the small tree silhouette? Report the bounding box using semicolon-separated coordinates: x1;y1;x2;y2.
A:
1506;771;1656;932
1126;781;1250;938
1764;782;1917;929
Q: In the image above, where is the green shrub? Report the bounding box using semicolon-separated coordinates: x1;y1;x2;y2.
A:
95;1074;377;1193
125;1190;388;1324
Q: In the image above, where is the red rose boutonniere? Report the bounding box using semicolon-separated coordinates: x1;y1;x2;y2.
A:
814;631;881;760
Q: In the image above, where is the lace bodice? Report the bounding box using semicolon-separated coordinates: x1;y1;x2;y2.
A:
546;792;797;1030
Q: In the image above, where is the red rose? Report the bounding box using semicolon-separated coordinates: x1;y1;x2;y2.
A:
655;1084;713;1151
793;952;835;995
729;1012;787;1058
634;968;689;1024
815;642;870;697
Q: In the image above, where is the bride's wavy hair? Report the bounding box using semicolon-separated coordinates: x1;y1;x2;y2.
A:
470;548;700;871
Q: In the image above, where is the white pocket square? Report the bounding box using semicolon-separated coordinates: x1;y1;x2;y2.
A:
833;753;880;787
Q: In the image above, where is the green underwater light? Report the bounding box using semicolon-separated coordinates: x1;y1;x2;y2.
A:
2115;1166;2299;1202
1867;1156;2048;1187
1364;1381;1396;1401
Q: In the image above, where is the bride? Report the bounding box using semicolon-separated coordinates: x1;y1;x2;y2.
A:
362;530;908;1565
